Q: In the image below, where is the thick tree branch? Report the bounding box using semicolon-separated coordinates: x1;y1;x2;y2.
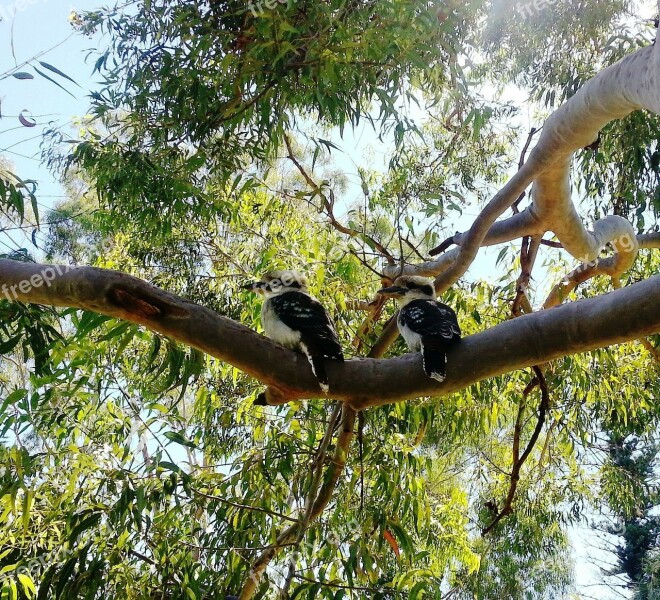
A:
639;232;660;249
1;260;659;409
392;43;660;290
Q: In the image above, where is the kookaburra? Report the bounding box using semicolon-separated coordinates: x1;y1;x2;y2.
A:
243;270;344;393
378;276;461;382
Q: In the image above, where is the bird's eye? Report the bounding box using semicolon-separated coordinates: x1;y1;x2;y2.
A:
406;282;414;289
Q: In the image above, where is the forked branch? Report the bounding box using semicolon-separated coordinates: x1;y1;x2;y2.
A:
482;366;550;536
238;405;356;600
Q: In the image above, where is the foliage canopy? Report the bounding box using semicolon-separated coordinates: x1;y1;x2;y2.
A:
0;1;659;599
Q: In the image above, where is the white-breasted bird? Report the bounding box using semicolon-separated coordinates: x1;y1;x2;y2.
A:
378;276;461;382
243;270;344;393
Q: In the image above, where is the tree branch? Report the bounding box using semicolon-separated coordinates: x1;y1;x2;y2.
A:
239;405;355;599
639;232;660;249
511;127;540;214
390;43;660;289
639;338;660;363
1;260;659;408
512;235;541;317
482;366;549;535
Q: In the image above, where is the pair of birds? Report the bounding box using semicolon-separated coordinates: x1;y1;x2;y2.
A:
243;270;461;394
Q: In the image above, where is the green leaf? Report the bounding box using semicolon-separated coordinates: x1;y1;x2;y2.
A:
0;335;23;355
98;322;134;342
163;431;197;449
17;574;36;599
318;138;340;152
54;555;77;599
69;513;102;544
157;461;184;475
32;67;76;99
36;567;55;600
37;61;80;86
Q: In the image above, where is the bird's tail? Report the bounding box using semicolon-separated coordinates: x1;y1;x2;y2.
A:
300;343;331;393
309;354;330;393
422;346;447;382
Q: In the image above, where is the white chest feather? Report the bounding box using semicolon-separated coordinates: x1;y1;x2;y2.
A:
399;321;423;351
262;301;302;349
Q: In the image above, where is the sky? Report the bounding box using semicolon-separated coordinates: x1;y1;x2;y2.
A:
0;1;651;598
0;0;101;253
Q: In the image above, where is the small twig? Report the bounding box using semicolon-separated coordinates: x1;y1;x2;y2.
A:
428;233;457;257
283;134;395;264
130;549;157;566
519;128;538;171
403;235;426;261
190;487;299;524
511;128;539;214
537;420;557;474
396;199;405;271
349;248;386;279
639;338;660;363
511;191;527;214
540;239;563;249
293;573;401;594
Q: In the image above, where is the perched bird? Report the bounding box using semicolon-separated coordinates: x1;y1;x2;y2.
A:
378;276;461;382
243;270;344;393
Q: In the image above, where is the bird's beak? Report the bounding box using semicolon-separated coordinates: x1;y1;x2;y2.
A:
377;285;407;297
242;281;266;293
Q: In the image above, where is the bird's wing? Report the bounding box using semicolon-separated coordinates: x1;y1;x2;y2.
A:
400;299;461;342
270;292;344;360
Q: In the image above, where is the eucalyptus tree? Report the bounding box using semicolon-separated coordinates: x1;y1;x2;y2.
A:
0;1;660;599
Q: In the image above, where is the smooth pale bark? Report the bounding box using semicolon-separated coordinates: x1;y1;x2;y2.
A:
1;259;658;409
543;232;660;308
387;41;660;289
